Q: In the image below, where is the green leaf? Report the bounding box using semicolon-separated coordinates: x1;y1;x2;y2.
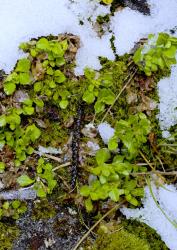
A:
48;80;56;88
30;48;37;57
108;137;118;151
19;73;31;85
84;68;96;80
36;38;49;50
33;98;44;108
4;82;16;95
17;175;34;187
126;194;139;206
26;124;41;142
83;90;95;104
12;200;21;209
0;141;5;150
6;113;21;126
47;67;54;75
54;70;66;83
98;88;115;105
99;175;107;184
163;46;177;58
85;198;93;212
60;39;68;51
26;146;34;155
59;99;69;109
0;162;5;173
94;101;105;114
131;188;144;197
16;58;31;72
96;148;111;165
3;201;10;210
34;182;47;198
0;115;6;127
23;98;33;106
23;106;34;115
109;188;119;201
80;185;90;197
34;81;43;92
55;57;65;67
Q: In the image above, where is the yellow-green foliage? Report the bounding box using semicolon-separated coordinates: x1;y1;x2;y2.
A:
102;0;113;4
0;222;19;250
92;228;150;250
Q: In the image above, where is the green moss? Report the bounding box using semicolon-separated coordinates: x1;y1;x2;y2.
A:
32;199;56;220
38;121;68;147
91;227;150;250
121;219;168;250
95;58;129;126
96;14;110;25
0;221;19;250
88;218;168;250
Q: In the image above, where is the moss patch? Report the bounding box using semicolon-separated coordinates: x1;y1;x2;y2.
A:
0;221;19;250
91;227;150;250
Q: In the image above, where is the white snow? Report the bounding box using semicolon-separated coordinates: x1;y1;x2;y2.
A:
111;0;177;55
87;141;100;155
121;184;177;250
157;65;177;131
0;0;177;247
0;0;114;75
110;0;177;132
98;122;115;144
38;146;62;155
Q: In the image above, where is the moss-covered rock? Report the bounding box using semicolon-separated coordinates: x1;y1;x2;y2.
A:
91;227;150;250
0;221;19;250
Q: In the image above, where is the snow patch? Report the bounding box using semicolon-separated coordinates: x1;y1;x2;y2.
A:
38;146;62;155
121;184;177;250
111;0;177;55
98;122;115;144
157;65;177;131
0;0;114;75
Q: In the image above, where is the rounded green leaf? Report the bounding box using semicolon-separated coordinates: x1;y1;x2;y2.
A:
80;185;90;197
0;162;5;173
4;82;16;95
16;58;31;72
17;174;34;187
0;115;6;127
96;148;111;165
59;99;69;109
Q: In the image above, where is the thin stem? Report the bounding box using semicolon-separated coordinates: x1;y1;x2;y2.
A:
72;202;124;250
52;162;71;172
101;69;137;123
34;151;62;163
139;151;155;171
131;171;177;176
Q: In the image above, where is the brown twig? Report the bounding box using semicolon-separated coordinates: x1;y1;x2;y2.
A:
34;151;62;163
52;162;71;172
72;202;124;250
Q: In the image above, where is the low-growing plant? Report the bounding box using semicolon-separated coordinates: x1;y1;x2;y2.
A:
0;162;6;173
0;120;41;165
0;200;27;220
133;33;177;76
108;113;151;159
17;158;57;198
82;68;115;113
3;58;31;95
80;148;146;212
